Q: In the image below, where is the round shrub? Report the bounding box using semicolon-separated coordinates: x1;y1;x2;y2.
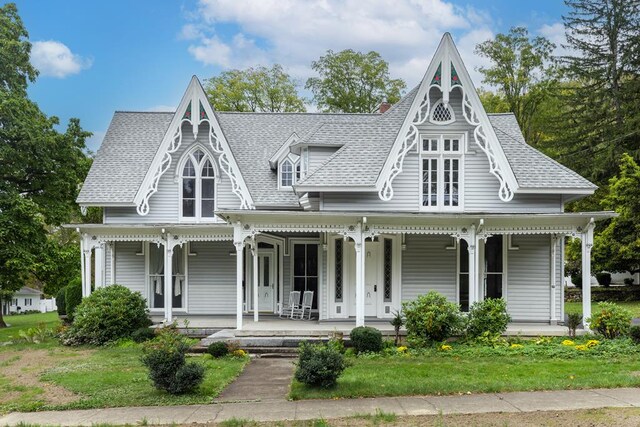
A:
56;287;67;316
466;298;511;339
207;341;229;358
62;285;150;345
588;302;632;339
64;278;83;320
132;327;156;343
402;291;464;345
571;274;582;288
142;329;204;394
630;325;640;344
595;272;612;288
294;342;347;388
349;326;383;354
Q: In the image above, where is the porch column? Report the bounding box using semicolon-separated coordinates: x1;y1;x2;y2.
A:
94;245;104;289
467;224;478;306
164;243;173;323
83;246;92;298
581;223;594;328
234;240;245;330
355;227;365;327
80;239;86;296
252;239;259;322
550;235;558;324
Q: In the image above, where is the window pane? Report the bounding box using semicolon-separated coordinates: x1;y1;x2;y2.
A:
183;159;196;177
281;160;293;187
183;199;195;217
459;239;469;273
486;274;502;299
486;235;503;272
307;277;318;309
383;239;392;302
430;159;438;206
452;159;459;206
263;257;270;287
295;163;301;181
431;139;438;151
202;159;215;177
293;244;306;276
459;274;469;311
294;277;306;293
201;199;215;217
193;150;204;163
452;139;460;151
444;139;451;151
335;240;343;302
444;159;450;206
183;178;195;198
202;178;215;198
306;244;318;276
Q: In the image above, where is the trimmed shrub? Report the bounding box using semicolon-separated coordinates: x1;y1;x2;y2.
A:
624;278;635;286
466;298;511;339
65;278;83;320
349;326;383;354
588;302;632;339
207;341;229;358
132;327;156;343
56;287;67;316
295;341;346;388
571;274;582;288
630;325;640;344
565;286;640;302
61;285;150;346
141;329;204;394
402;291;464;345
595;272;612;288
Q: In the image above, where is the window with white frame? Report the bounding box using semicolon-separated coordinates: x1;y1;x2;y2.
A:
279;154;301;189
181;148;216;219
420;135;463;209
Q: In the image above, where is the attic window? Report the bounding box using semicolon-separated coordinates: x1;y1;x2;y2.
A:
279;155;300;189
430;100;455;125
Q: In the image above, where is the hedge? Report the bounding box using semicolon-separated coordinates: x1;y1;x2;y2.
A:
565;286;640;303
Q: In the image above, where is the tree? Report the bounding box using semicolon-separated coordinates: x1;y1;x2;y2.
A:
0;3;90;327
205;64;305;112
554;0;640;184
477;88;510;114
593;154;640;275
305;49;406;113
475;27;558;145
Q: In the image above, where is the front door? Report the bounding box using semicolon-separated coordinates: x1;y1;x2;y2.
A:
258;251;275;311
348;241;379;317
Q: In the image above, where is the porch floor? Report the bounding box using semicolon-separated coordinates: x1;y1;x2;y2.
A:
155;314;575;337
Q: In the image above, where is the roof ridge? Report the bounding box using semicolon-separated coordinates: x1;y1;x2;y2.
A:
216;111;379;116
114;110;175;114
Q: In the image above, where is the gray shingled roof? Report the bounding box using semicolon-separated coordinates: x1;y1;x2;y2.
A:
77;112;173;204
77;97;595;208
488;114;597;190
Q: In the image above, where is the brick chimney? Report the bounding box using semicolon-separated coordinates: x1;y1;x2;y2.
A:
379;102;392;113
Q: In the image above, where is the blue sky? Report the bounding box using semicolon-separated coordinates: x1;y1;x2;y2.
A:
12;0;569;152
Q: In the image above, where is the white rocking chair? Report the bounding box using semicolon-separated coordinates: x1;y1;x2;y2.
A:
280;291;301;319
292;290;314;320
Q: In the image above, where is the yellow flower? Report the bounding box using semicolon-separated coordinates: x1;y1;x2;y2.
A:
397;346;408;353
439;344;452;351
586;339;599;348
562;339;575;346
232;349;247;358
510;343;523;349
575;344;588;351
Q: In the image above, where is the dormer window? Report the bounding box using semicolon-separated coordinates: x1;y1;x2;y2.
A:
430;99;455;125
420;135;464;210
279;154;301;189
180;148;216;219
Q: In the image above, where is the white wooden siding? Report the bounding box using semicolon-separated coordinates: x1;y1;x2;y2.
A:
104;244;112;285
105;123;241;224
507;234;552;322
401;234;457;302
114;242;146;297
187;241;236;314
308;147;338;176
321;88;563;213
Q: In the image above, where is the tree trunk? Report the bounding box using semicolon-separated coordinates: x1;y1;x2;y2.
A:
0;297;6;328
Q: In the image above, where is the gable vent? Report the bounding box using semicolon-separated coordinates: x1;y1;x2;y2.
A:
430;100;455;124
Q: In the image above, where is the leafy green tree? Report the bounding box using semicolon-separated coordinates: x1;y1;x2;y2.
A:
477;88;510;113
306;49;406;113
475;27;557;145
0;3;90;327
206;64;305;112
593;154;640;275
555;0;640;184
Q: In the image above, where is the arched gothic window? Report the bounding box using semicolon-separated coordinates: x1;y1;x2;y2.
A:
281;159;294;187
181;148;216;218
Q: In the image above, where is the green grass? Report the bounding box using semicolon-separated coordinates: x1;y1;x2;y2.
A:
0;312;59;342
565;301;640;318
290;354;640;400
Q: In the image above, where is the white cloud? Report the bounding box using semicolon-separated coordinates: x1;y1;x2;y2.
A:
538;22;575;58
182;0;495;90
31;40;92;78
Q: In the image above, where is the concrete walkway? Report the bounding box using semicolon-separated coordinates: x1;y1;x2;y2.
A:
214;358;295;403
1;387;639;426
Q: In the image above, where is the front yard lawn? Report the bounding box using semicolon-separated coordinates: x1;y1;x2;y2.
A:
565;301;640;318
0;313;247;413
290;339;640;400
